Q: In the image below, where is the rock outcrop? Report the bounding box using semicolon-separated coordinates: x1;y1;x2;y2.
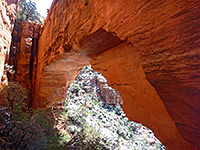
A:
8;21;41;102
75;65;123;106
32;0;200;149
0;0;17;84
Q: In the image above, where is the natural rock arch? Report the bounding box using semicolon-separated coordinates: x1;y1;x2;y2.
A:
33;0;200;149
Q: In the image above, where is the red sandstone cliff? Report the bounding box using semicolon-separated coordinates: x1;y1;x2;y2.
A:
8;21;41;103
0;0;17;85
33;0;200;149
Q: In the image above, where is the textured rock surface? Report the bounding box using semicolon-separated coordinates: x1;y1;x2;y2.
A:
8;21;41;102
75;65;123;106
0;0;17;84
34;0;200;149
91;43;191;149
34;53;91;107
96;76;123;106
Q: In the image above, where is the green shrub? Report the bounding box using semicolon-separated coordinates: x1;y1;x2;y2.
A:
0;82;61;150
16;0;42;23
0;82;29;113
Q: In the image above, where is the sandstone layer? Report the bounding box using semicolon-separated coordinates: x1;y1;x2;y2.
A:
8;21;41;102
34;0;200;149
0;0;17;85
35;53;91;107
91;43;191;149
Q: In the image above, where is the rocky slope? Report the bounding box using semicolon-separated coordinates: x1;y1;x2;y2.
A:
32;0;200;149
58;66;166;149
0;0;17;85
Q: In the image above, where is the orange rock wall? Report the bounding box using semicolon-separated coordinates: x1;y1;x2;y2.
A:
34;0;200;149
8;21;41;102
91;43;192;149
0;0;17;84
35;53;91;107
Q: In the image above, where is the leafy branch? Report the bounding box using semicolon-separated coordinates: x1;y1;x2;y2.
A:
16;0;42;23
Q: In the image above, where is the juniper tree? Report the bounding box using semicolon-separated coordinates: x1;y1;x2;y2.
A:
16;0;41;23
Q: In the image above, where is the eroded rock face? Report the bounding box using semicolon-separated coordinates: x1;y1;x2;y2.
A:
75;65;123;106
34;0;200;149
35;53;91;107
0;0;17;84
91;43;191;149
8;21;41;102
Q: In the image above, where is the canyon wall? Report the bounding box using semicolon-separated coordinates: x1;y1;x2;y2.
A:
34;0;200;149
8;21;41;103
0;0;17;85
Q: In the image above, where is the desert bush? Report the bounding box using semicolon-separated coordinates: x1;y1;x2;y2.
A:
0;82;61;150
0;82;29;113
59;109;108;150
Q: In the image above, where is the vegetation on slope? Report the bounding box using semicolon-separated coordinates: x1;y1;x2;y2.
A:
0;82;60;149
0;67;166;149
57;66;166;149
